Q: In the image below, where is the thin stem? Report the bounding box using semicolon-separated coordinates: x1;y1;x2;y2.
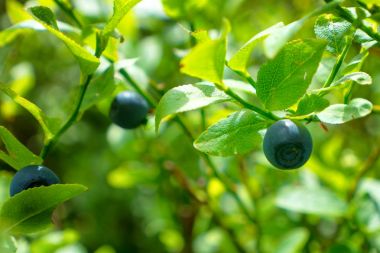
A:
322;39;351;89
237;157;262;252
40;75;93;159
200;109;207;131
213;214;247;253
226;63;257;89
224;87;279;121
119;69;157;108
346;146;380;201
164;161;247;253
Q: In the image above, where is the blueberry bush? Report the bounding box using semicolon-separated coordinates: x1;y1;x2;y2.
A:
1;0;380;252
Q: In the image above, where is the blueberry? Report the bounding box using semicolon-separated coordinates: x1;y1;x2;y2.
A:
109;91;150;129
263;119;312;170
10;165;60;196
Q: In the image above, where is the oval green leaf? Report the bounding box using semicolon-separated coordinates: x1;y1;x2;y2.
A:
29;6;99;74
317;98;373;124
155;82;230;131
257;39;326;111
194;110;268;156
180;38;226;85
276;186;347;217
0;184;87;234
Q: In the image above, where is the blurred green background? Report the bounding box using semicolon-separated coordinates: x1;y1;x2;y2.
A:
1;0;380;252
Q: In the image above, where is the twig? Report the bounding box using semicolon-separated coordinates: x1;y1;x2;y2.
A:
163;161;247;253
40;75;93;159
237;157;262;252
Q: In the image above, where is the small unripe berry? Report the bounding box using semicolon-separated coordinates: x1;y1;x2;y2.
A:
263;119;312;170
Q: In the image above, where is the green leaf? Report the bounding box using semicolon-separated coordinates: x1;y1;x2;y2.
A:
227;22;284;75
102;0;142;38
331;72;372;87
314;14;352;54
29;5;58;29
0;126;42;170
276;186;347;217
264;19;306;59
29;6;99;74
155;82;230;131
343;51;369;74
194;110;267;156
274;228;309;253
295;94;329;116
257;39;326;111
0;184;87;234
81;66;115;112
317;98;373;124
0;87;54;140
0;20;80;48
180;38;226;85
264;0;343;58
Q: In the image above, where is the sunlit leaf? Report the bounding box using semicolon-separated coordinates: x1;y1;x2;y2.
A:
29;6;99;74
257;39;326;110
317;98;372;124
0;184;87;234
194;110;267;156
0;126;42;170
155;82;230;131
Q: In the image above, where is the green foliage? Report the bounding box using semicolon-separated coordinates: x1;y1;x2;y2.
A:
317;98;373;124
180;38;226;85
0;184;86;234
276;186;347;217
314;14;353;54
228;22;283;75
274;228;309;253
29;6;99;74
194;110;267;156
1;0;380;252
295;94;330;116
0;127;42;170
155;82;230;130
257;39;326;110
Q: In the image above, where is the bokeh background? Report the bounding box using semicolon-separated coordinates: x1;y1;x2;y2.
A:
1;0;380;252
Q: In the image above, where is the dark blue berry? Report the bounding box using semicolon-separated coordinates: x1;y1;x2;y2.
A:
10;165;60;196
109;91;149;129
263;119;312;170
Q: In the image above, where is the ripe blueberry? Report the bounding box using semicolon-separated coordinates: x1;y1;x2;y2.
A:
109;91;149;129
263;119;312;170
10;165;60;196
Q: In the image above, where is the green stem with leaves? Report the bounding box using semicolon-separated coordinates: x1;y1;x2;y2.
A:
322;38;352;89
40;75;93;159
325;0;380;43
119;69;259;225
223;87;279;121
